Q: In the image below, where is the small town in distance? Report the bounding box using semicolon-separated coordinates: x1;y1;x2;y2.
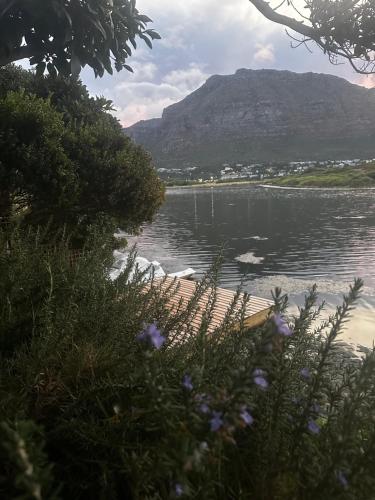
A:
158;157;375;183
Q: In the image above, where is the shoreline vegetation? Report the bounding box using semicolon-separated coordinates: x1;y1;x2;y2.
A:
266;163;375;188
167;163;375;189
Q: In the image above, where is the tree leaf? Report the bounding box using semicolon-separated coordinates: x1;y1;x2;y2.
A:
139;34;152;49
146;30;161;40
0;0;17;18
47;62;57;77
137;15;153;23
70;53;81;78
36;62;46;77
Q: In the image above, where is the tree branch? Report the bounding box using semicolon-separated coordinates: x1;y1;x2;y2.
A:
0;46;37;67
249;0;316;39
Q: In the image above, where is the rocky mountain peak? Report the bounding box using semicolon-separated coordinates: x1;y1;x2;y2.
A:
125;69;375;170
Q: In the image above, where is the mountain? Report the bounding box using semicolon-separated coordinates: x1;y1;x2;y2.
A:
124;69;375;170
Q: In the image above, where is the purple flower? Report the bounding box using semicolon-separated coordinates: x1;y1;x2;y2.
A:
240;407;254;426
336;470;349;488
174;483;183;497
194;393;206;402
273;313;293;336
253;369;269;389
307;419;320;435
210;411;223;432
182;374;193;391
137;323;165;349
300;367;311;380
199;403;210;414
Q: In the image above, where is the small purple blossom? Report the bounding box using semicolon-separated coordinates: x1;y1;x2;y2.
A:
253;369;269;389
195;393;211;413
336;470;349;489
174;483;183;497
240;407;254;426
195;393;208;402
253;369;265;376
273;313;293;336
210;411;224;432
199;403;210;414
182;374;193;391
137;323;165;349
307;419;320;435
300;367;311;380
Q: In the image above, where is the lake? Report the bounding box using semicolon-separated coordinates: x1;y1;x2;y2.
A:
127;184;375;347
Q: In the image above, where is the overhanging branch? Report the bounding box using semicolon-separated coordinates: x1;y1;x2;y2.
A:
248;0;375;74
0;46;39;67
249;0;316;39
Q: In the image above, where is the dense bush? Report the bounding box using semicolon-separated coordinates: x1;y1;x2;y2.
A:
0;65;165;242
1;227;374;499
0;91;76;224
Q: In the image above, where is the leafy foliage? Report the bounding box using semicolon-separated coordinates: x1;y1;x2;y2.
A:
0;66;165;241
1;226;375;499
249;0;375;74
0;91;76;222
0;0;160;77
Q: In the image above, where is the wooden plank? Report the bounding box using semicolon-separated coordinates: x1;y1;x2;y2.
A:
149;277;273;335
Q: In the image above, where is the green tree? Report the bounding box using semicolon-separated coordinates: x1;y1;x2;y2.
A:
0;0;160;77
0;91;76;222
0;65;165;239
249;0;375;74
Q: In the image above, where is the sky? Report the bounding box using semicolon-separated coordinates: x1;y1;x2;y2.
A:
78;0;375;128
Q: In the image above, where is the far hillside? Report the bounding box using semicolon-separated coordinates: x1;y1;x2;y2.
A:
268;163;375;188
125;69;375;171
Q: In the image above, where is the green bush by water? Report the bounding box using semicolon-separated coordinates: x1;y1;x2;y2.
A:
1;226;375;499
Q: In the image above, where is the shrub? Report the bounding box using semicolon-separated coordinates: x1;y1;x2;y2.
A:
0;226;374;499
0;66;165;242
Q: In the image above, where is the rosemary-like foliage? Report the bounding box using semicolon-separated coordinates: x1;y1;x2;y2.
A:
0;227;374;499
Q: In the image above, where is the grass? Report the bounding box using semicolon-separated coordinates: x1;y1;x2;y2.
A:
267;163;375;188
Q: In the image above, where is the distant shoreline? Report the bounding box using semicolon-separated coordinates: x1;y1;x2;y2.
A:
166;180;258;189
167;163;375;190
258;183;375;191
166;181;375;191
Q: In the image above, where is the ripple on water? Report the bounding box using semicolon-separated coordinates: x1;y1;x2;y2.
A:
235;252;264;264
247;274;375;298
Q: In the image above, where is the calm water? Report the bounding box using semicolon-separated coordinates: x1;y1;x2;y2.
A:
128;185;375;347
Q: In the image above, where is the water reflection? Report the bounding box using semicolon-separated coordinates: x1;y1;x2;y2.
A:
128;185;375;346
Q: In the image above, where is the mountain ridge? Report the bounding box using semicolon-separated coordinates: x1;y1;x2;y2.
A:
124;69;375;170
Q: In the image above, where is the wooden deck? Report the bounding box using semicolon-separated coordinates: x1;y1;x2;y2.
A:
153;277;273;335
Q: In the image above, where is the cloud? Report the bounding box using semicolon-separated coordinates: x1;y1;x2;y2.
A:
110;64;209;127
163;64;208;92
79;0;374;127
127;61;158;82
355;74;375;89
253;43;275;64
